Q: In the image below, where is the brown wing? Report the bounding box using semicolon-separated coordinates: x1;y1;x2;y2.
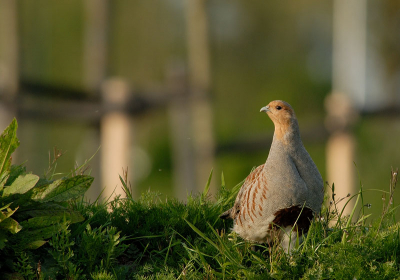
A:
242;164;265;187
219;164;265;220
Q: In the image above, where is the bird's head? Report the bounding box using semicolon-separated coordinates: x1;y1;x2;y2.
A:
260;100;298;141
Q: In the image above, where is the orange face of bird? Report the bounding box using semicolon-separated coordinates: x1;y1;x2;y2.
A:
260;100;294;121
260;100;295;140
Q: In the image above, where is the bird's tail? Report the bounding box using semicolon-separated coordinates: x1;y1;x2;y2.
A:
219;208;232;219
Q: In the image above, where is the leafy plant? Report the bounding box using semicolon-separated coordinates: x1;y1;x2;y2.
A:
48;218;84;279
90;270;116;280
13;251;36;280
0;119;22;251
76;224;128;273
0;119;94;274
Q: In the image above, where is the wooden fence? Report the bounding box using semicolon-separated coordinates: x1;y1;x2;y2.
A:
0;0;216;201
1;0;398;209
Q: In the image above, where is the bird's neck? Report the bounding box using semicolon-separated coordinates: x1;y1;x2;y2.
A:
273;119;302;148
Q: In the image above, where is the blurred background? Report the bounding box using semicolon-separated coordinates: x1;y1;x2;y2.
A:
0;0;399;218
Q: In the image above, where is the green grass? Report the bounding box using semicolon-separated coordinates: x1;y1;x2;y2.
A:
5;168;400;279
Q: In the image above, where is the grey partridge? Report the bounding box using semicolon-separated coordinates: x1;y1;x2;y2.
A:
220;100;324;252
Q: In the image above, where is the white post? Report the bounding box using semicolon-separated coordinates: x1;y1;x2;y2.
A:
332;0;367;109
100;78;131;201
328;0;367;215
325;93;358;216
83;0;109;201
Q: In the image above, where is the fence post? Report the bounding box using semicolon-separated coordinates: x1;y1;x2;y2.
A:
325;93;358;215
185;0;216;196
328;0;366;215
100;78;132;201
0;0;18;130
166;63;196;200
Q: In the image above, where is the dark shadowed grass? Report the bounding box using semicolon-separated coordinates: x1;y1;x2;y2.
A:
66;168;400;279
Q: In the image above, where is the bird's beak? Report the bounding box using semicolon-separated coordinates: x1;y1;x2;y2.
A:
260;106;270;113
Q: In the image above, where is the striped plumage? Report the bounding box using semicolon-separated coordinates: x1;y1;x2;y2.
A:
220;100;324;252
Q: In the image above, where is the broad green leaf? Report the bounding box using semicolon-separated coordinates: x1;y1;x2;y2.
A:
0;211;6;223
20;216;65;230
20;211;84;230
26;240;47;249
0;119;19;177
21;202;83;223
32;210;84;224
3;174;39;197
0;206;18;222
30;178;62;201
5;164;27;186
0;217;22;234
26;202;67;214
0;171;9;192
12;225;59;248
35;175;93;202
0;202;12;211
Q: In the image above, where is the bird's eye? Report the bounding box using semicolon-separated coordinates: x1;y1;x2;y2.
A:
276;106;282;110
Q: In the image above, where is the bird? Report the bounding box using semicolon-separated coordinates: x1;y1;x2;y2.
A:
220;100;324;253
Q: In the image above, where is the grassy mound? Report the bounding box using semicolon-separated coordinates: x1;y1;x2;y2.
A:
1;119;400;279
4;170;400;280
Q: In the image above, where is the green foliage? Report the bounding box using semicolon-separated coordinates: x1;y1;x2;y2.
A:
74;166;400;279
5;165;400;279
76;224;128;273
0;119;22;251
13;252;36;280
90;270;116;280
0;119;20;184
48;219;84;279
0;119;94;276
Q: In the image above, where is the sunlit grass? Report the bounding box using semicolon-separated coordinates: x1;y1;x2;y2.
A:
69;167;400;279
9;166;399;279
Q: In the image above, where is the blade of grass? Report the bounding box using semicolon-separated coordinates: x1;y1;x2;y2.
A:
200;169;213;206
184;219;218;250
334;192;359;229
184;219;244;269
164;232;175;266
342;191;360;244
354;163;365;224
207;223;244;268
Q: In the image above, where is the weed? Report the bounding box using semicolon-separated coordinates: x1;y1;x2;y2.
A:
48;218;84;279
13;251;36;280
76;224;128;273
